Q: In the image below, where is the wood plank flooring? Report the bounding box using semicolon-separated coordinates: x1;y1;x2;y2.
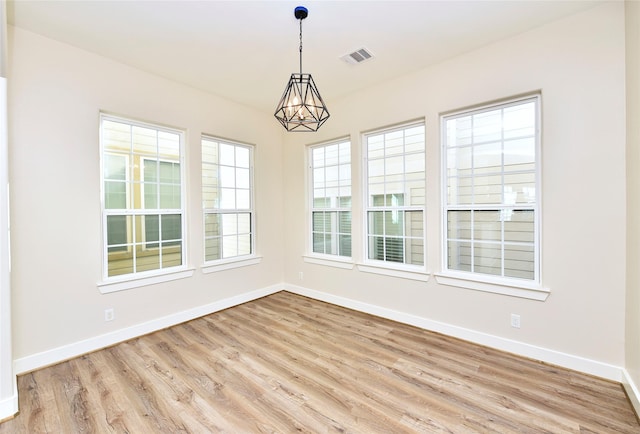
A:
1;291;638;433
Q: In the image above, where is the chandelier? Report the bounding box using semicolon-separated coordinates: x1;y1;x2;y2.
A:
274;6;330;132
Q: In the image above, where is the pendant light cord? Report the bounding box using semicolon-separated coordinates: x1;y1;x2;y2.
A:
299;18;303;77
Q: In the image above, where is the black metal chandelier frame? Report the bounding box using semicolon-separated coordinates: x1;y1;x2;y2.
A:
274;6;330;132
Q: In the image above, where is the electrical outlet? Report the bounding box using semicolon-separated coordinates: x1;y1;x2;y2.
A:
510;313;521;329
104;308;115;322
299;271;304;280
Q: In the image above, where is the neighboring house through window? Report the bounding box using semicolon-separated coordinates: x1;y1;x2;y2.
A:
364;122;426;268
309;139;352;258
202;136;255;262
442;95;540;283
100;114;185;279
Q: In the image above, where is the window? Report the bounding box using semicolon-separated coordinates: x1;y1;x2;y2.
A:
100;114;185;279
202;137;254;262
310;139;351;258
442;95;540;283
364;122;426;267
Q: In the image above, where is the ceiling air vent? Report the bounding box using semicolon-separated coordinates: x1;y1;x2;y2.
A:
341;48;374;65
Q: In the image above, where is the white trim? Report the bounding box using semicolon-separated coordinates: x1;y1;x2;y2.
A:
0;389;17;422
434;272;550;301
622;369;640;418
283;284;622;382
97;267;195;294
357;263;430;281
14;284;282;374
303;255;354;269
201;256;262;274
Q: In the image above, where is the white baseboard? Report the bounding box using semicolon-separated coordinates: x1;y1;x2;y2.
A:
284;284;624;383
623;369;640;418
14;284;282;375
0;390;18;422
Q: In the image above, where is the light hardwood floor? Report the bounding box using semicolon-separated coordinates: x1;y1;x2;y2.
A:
1;291;638;433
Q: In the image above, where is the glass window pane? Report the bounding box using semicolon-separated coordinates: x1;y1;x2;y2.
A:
504;210;534;243
158;131;180;159
105;181;127;209
325;144;339;166
407;180;425;206
220;166;235;188
446;117;472;147
474;211;501;242
205;213;221;237
447;240;471;271
503;102;535;139
220;188;236;209
368;236;383;260
473;109;501;143
202;139;218;164
339;142;351;163
339;235;351;257
219;143;235;166
144;215;159;248
368;211;384;235
447;176;472;206
385;156;404;178
205;238;221;261
447;147;472;176
144;183;157;209
236;168;250;189
368;135;385;159
132;126;158;156
448;211;471;241
473;142;502;174
222;213;238;235
473;175;503;204
473;242;502;276
368;159;384;180
338;211;351;234
385;210;404;236
222;235;238;258
103;120;131;152
504;173;536;204
504;138;535;170
104;154;127;180
161;214;181;242
161;241;182;268
107;215;129;247
236;147;250;168
237;234;251;256
159;184;181;209
237;189;250;209
504;244;535;279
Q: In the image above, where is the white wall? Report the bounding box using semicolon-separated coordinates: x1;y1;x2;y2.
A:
7;27;285;365
283;2;627;371
0;0;16;420
5;0;632;395
625;0;640;414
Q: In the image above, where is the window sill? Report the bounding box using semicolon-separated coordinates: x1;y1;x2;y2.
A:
98;267;195;294
201;256;262;274
357;263;430;282
303;255;354;269
434;272;550;301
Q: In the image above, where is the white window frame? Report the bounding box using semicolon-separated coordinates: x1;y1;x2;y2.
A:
201;136;259;274
359;121;428;281
98;114;192;293
436;94;549;300
306;138;353;267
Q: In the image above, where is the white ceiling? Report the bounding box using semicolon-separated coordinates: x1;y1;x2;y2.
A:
8;0;601;114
